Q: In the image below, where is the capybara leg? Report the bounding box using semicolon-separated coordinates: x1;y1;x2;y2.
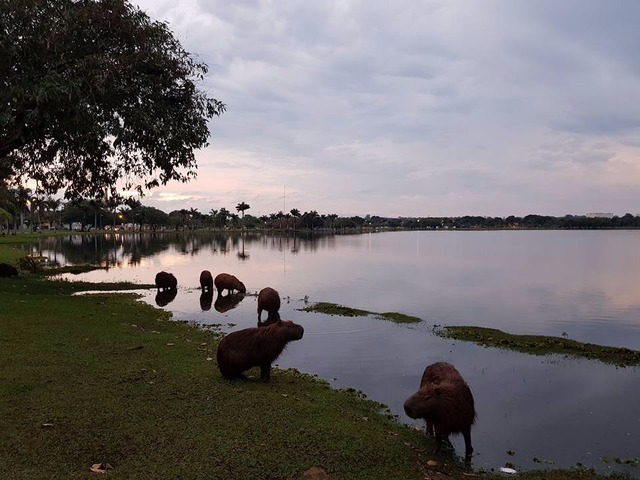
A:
426;420;435;437
462;428;473;457
258;310;263;322
260;363;271;382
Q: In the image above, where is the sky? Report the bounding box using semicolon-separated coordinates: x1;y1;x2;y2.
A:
130;0;640;218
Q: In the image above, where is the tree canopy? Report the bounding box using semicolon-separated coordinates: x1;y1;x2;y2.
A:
0;0;225;200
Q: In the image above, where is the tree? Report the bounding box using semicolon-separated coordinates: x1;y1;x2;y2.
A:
1;0;225;201
236;202;250;230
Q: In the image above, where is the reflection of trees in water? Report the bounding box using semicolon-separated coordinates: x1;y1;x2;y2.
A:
30;231;338;267
33;233;171;267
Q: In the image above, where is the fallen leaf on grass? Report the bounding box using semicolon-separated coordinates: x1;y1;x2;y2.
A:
166;343;175;346
90;463;113;474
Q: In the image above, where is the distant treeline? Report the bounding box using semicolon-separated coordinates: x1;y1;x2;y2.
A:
2;186;638;232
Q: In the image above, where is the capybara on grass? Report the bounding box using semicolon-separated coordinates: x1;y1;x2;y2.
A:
200;270;213;291
257;287;281;325
403;362;476;457
214;272;246;295
155;271;177;291
216;319;304;382
0;263;18;278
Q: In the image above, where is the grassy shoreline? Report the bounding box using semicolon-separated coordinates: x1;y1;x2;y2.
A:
0;238;634;479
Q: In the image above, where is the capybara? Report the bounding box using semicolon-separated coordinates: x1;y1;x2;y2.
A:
216;319;304;382
200;270;213;291
257;287;281;325
0;263;18;278
155;271;177;291
403;362;476;457
214;272;246;295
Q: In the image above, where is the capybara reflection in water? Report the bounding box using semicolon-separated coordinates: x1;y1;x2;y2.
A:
214;273;246;295
200;270;213;291
216;319;304;382
214;292;245;313
403;362;476;458
155;288;177;307
0;263;18;278
155;271;177;291
200;291;214;311
257;287;281;326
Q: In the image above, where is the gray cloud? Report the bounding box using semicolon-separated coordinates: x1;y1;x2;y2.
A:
132;0;640;217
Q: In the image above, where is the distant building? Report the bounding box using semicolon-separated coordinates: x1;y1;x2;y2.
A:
585;213;614;218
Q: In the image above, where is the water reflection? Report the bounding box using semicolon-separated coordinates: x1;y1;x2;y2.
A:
155;288;177;307
214;292;245;313
46;230;640;478
199;291;214;311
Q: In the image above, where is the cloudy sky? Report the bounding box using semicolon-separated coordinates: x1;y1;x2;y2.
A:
131;0;640;218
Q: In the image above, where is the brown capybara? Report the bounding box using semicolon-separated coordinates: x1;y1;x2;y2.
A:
200;270;213;291
257;287;281;325
216;319;304;382
403;362;476;457
0;263;18;278
155;271;177;291
214;272;246;295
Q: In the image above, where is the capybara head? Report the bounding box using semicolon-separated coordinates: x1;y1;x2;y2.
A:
257;287;281;322
216;319;304;382
200;270;213;291
155;271;177;290
420;362;464;388
0;263;19;278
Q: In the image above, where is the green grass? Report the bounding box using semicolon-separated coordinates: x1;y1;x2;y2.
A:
299;302;422;324
0;276;444;480
0;239;633;479
435;325;640;367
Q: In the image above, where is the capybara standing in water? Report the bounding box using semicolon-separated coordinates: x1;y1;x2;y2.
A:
0;263;18;278
155;271;177;291
257;287;281;325
403;362;476;457
200;270;213;291
214;272;246;295
216;319;304;382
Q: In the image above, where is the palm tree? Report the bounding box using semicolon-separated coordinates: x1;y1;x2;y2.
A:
0;207;12;231
236;202;250;231
209;209;218;230
290;208;301;232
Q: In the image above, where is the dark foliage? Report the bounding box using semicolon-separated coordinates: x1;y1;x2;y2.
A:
0;0;225;199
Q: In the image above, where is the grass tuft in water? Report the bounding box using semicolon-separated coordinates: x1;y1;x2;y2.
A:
299;302;422;324
434;325;640;367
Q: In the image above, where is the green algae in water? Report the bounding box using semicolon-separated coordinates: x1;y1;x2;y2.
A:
299;302;421;324
435;325;640;367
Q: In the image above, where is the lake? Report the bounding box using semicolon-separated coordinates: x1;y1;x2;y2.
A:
32;229;640;477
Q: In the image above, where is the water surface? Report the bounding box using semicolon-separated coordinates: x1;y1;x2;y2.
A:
35;230;639;476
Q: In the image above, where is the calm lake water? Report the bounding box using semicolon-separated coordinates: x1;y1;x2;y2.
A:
32;230;640;477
